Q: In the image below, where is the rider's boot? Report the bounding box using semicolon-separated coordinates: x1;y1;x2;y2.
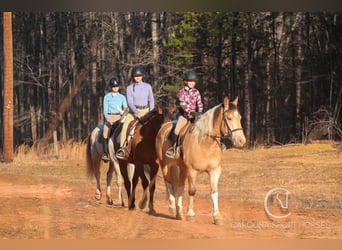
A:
102;138;110;162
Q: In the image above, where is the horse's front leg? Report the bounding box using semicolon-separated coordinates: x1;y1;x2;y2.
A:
113;160;124;207
186;169;198;221
210;166;223;225
138;164;149;211
147;163;159;214
129;171;139;210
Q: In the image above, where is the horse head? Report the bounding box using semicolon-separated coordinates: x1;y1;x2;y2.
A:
156;105;177;124
221;96;246;148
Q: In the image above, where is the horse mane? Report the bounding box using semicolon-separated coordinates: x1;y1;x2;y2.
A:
139;109;158;124
191;103;222;142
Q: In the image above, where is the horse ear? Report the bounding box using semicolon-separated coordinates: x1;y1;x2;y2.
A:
223;96;229;110
232;96;239;106
170;106;177;114
156;105;163;114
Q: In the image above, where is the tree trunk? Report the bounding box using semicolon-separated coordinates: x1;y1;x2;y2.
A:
294;13;305;140
244;14;252;146
151;12;159;90
3;12;14;162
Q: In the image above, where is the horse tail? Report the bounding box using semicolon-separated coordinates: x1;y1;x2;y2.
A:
86;133;95;179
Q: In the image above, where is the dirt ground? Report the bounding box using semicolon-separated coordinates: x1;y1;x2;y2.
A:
0;142;341;239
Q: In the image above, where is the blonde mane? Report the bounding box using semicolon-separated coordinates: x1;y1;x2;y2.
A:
190;103;221;142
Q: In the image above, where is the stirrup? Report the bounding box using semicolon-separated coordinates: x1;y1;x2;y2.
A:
165;147;176;159
116;148;126;160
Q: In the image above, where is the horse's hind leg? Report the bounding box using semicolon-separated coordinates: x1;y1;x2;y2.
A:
166;182;176;216
169;164;185;220
94;161;102;201
106;162;114;205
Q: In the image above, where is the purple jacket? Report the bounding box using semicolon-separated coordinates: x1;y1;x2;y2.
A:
126;81;155;115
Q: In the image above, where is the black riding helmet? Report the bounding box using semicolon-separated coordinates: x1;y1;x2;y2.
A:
183;70;198;82
131;66;145;77
109;76;121;87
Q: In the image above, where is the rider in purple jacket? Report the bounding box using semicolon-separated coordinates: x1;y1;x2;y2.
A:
116;66;155;159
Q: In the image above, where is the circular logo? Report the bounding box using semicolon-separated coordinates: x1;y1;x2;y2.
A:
264;187;291;219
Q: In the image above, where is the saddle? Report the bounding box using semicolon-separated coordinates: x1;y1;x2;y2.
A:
177;121;191;146
119;110;157;160
96;121;121;144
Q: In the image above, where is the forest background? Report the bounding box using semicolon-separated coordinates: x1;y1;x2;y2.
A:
0;12;341;155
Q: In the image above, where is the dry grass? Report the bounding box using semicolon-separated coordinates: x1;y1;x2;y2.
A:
15;139;86;162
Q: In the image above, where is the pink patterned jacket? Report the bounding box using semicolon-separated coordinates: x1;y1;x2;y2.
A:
178;87;203;119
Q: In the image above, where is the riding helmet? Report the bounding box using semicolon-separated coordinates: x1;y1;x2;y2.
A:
131;66;145;77
183;70;198;82
109;76;121;87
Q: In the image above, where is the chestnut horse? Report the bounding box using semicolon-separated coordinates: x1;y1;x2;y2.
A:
114;106;175;213
156;96;246;224
86;124;124;207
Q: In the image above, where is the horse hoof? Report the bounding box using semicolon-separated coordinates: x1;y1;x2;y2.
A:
169;207;176;216
139;200;147;210
213;217;224;225
148;209;157;215
176;214;184;220
114;202;124;207
186;215;196;222
107;199;114;206
128;205;136;211
94;193;101;200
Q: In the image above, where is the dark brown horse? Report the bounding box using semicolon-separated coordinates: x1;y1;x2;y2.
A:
156;96;246;224
113;106;175;213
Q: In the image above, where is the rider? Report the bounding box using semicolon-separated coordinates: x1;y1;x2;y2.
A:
102;76;128;161
165;70;203;159
116;65;155;160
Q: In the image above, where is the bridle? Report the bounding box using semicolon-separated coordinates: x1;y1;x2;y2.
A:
208;109;243;145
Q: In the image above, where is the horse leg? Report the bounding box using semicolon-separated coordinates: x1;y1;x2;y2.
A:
147;163;159;214
209;166;223;225
119;161;131;208
186;169;198;221
174;164;186;220
165;182;176;216
105;162;114;206
94;161;102;200
129;170;139;210
113;161;124;207
138;164;149;211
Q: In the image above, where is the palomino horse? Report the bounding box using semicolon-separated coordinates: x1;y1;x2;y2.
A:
114;106;175;213
155;96;246;224
86;123;125;207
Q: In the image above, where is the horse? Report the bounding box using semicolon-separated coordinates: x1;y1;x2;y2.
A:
113;105;175;213
155;96;246;224
86;123;125;207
